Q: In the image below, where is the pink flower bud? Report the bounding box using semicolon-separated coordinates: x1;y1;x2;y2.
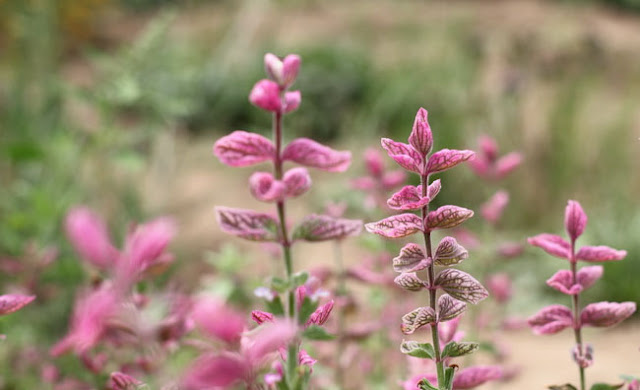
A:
408;107;433;156
565;200;587;242
283;90;301;113
249;79;282;112
65;207;118;269
249;172;287;202
251;310;275;325
571;344;594;369
481;190;509;224
264;53;300;88
306;300;334;326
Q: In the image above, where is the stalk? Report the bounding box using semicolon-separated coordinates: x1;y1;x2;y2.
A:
569;241;586;390
272;109;298;386
420;173;445;388
334;241;346;387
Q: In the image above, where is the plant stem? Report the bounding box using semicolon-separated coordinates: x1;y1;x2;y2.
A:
421;174;445;389
334;241;346;387
570;241;586;390
273;109;298;386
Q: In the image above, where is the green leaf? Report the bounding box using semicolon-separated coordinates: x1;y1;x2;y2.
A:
548;385;578;390
292;271;309;287
270;277;290;293
441;341;479;358
443;366;456;390
418;379;439;390
590;384;625;390
302;325;334;341
298;297;318;326
264;296;285;317
400;340;435;359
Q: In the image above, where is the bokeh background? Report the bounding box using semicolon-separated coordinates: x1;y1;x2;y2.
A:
1;0;640;388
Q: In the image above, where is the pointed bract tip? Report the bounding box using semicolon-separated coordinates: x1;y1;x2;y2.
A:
565;200;587;242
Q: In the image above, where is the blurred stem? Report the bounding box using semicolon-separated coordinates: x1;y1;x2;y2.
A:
570;242;586;390
334;241;346;387
273;109;299;387
421;174;445;389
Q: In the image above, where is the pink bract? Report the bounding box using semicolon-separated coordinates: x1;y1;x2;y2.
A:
282;138;351;172
65;207;118;269
565;200;587;242
249;79;282;112
192;297;246;344
213;130;275;168
0;294;35;316
408;107;433;156
528;304;573;335
580;301;636;328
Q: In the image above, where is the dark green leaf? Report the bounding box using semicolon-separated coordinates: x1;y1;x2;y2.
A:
264;296;285;316
302;325;334;341
270;277;290;293
292;271;309;287
299;297;318;326
400;340;435;359
441;341;479;358
590;384;625;390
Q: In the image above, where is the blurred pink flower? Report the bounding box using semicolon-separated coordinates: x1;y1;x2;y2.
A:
65;207;118;269
480;190;509;225
469;135;522;180
486;273;512;304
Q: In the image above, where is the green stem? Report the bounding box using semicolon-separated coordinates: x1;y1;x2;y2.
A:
421;174;446;388
273;109;298;387
570;241;586;390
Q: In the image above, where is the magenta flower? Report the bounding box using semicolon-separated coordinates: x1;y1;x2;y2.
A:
108;372;143;390
65;207;118;270
485;273;512;304
0;294;35;316
468;135;522;180
264;53;301;89
480;190;509;225
191;296;246;344
528;200;636;390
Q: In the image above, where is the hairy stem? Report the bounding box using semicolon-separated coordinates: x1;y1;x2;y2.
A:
570;241;586;390
421;174;445;388
273;109;298;386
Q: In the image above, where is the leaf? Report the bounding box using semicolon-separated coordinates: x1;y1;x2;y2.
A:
426;149;475;175
291;271;309;287
441;341;479;358
565;200;587;242
302;325;334;341
270;277;290;293
248;172;287;202
548;385;578;390
426;206;474;231
437;294;466;322
264;296;285;317
393;243;430;273
381;138;424;173
215;207;280;242
365;213;423;239
213;130;275;167
528;304;573;335
401;307;436;334
400;340;435;359
434;236;468;266
590;384;625;390
387;186;430;211
435;269;488;304
418;379;439;390
282;138;351;172
546;270;582;295
427;179;442;200
408;107;434;156
580;301;636;328
0;295;35;316
527;233;571;260
394;273;426;292
292;214;362;242
282;167;312;198
575;246;627;262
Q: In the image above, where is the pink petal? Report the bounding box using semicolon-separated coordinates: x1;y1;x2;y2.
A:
426;149;475;175
0;294;35;316
528;304;573;335
215;207;280;242
182;353;247;389
394;272;426;292
65;207;118;269
392;243;429;273
251;310;275;325
427;179;442;200
468;156;490;178
580;301;636;328
264;53;300;88
437;294;466;321
380;138;423;174
292;214;362;242
192;297;246;343
249;79;282;112
480;190;509;224
306;300;334;326
365;213;423;239
283;90;301;113
546;270;582;295
282;138;351;172
576;265;603;290
453;365;503;389
245;320;297;362
628;379;639;390
381;170;407;190
435;269;488;304
249;172;287;202
426;205;474;231
495;152;522;179
387;186;429;211
298;349;316;368
565;200;587;242
486;273;513;303
120;218;176;282
264;53;284;84
213;130;275;167
108;372;143;390
283;167;311;198
401;306;436;334
434;236;468;266
282;54;301;87
478;135;499;162
408;107;433;156
527;233;571;260
576;245;627;262
364;148;384;177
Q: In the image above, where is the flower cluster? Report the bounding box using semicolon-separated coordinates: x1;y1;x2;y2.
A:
528;200;636;390
211;53;362;389
366;108;498;390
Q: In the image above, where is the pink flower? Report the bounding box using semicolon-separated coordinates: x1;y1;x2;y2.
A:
65;207;118;269
469;135;522;180
486;273;512;304
191;297;246;344
264;53;301;88
249;79;282;112
0;294;35;316
108;372;143;390
565;200;587;242
480;190;509;224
